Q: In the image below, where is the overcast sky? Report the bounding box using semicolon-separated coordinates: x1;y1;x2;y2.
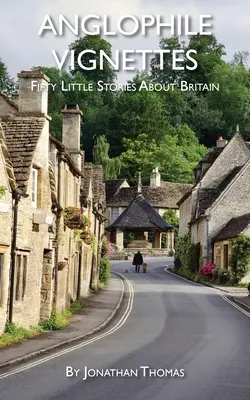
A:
1;0;249;83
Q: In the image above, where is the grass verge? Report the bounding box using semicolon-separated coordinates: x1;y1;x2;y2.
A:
0;299;86;347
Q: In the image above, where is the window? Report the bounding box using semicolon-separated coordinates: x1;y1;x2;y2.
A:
111;207;119;223
32;168;38;208
0;254;4;303
15;254;28;301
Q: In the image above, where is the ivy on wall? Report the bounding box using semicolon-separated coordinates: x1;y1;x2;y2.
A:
229;234;250;282
174;233;200;274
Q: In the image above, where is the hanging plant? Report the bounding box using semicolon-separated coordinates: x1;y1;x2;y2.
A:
64;207;82;230
81;215;91;230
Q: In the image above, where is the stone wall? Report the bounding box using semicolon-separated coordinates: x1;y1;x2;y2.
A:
12;119;53;329
0;148;12;334
110;248;172;260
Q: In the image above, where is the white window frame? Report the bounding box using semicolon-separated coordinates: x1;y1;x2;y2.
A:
32;168;38;208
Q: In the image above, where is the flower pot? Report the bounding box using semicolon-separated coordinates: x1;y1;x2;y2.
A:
65;215;82;230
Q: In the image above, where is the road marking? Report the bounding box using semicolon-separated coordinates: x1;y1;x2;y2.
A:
165;267;250;318
0;273;134;380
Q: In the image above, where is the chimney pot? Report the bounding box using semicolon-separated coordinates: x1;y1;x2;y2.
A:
216;136;228;148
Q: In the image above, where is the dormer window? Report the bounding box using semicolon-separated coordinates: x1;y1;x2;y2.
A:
32;168;38;208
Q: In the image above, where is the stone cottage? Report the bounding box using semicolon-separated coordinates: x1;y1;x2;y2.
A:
177;131;250;269
0;71;105;334
105;167;192;249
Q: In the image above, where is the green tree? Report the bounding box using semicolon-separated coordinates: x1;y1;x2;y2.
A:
207;63;250;137
184;33;226;85
120;127;206;184
231;51;249;68
69;35;116;83
0;59;15;95
162;210;179;237
150;37;185;84
107;89;170;157
93;136;121;179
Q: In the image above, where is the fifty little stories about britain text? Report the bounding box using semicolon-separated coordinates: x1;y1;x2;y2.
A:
38;14;213;72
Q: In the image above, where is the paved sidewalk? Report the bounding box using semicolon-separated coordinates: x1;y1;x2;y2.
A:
207;284;247;297
0;274;124;368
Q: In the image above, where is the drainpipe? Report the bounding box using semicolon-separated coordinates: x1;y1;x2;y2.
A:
204;214;210;263
53;153;62;306
77;243;82;299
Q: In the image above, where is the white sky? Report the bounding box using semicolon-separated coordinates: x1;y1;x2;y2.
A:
1;0;249;83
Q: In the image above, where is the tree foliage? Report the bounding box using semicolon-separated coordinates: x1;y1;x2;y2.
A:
93;136;121;179
0;59;15;95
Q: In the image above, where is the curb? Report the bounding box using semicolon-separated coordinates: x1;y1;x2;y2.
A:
233;297;250;311
0;273;125;370
167;267;247;294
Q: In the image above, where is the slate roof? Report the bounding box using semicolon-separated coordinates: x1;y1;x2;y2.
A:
50;135;83;177
195;166;243;217
213;213;250;242
106;182;192;208
0;91;19;111
0;123;16;191
105;179;126;203
81;164;105;205
108;193;173;231
199;147;224;164
0;116;45;192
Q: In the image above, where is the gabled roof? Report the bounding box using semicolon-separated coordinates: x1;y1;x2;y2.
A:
195;166;243;217
108;193;173;231
105;179;127;203
213;213;250;242
106;182;192;208
81;164;105;206
49;135;83;177
199;147;224;164
0;91;18;111
1;115;45;192
0;123;16;191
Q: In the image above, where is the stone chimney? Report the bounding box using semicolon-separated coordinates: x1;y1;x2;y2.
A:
216;136;228;148
150;167;161;187
17;71;50;115
62;104;83;170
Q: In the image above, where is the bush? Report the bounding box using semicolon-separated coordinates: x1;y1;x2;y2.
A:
194;275;201;282
229;234;250;282
99;258;111;284
174;257;182;269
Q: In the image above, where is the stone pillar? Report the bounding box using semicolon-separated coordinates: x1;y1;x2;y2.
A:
153;231;161;248
116;229;124;251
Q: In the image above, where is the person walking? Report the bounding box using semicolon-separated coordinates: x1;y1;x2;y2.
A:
133;251;143;273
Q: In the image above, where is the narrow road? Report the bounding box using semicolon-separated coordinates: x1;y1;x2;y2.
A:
1;257;250;400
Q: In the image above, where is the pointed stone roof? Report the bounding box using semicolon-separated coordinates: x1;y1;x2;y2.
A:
108;193;172;231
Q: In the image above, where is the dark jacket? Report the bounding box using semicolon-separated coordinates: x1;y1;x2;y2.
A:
133;252;143;265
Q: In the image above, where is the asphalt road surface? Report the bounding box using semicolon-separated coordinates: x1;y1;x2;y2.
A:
1;257;250;400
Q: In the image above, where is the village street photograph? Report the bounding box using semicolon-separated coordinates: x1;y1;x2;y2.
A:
1;1;250;399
